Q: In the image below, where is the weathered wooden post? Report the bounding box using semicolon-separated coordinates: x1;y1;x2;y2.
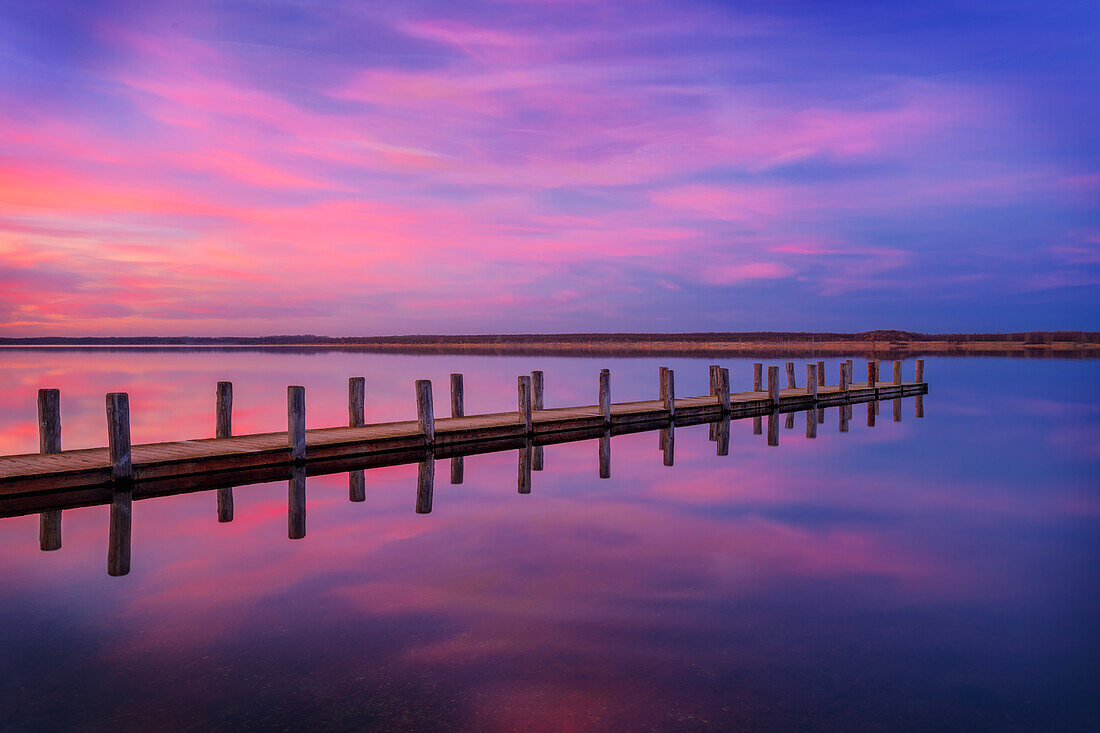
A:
416;380;434;445
786;362;796;389
767;366;779;404
893;361;902;386
215;381;236;522
915;359;925;383
709;364;720;395
107;488;132;576
839;362;850;391
518;375;533;434
717;368;730;413
106;393;133;482
867;361;877;389
599;369;611;424
349;377;365;428
806;364;818;398
753;363;763;392
287;386;306;462
37;389;62;551
288;465;306;539
816;361;826;387
599;430;611;478
846;359;854;379
349;470;366;502
517;444;532;494
805;410;817;439
417;455;435;511
531;370;544;411
767;411;779;447
661;368;675;418
450;373;464;418
715;416;730;456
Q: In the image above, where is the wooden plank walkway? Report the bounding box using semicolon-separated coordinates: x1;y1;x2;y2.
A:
0;378;926;498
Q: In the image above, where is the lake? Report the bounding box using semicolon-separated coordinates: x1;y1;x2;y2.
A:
0;350;1097;731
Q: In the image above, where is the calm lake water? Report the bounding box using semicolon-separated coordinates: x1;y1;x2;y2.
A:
0;350;1097;731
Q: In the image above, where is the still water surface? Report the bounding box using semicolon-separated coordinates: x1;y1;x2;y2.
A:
0;350;1097;731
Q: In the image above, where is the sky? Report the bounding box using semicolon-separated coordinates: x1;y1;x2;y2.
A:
1;0;1097;336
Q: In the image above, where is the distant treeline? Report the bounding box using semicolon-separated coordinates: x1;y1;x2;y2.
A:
1;330;1098;345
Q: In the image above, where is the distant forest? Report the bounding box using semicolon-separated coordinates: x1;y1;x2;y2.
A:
1;330;1097;345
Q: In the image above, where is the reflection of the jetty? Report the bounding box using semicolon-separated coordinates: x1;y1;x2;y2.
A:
16;397;926;577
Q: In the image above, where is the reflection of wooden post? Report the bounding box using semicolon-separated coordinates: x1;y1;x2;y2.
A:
450;456;464;484
893;361;902;386
753;363;763;392
785;362;796;389
716;417;730;456
767;411;779;446
817;407;825;425
805;410;817;439
893;398;902;422
216;382;235;521
38;389;62;551
816;361;826;387
717;368;730;413
108;488;132;576
531;371;544;411
599;431;611;478
106;393;133;482
417;455;435;511
767;366;779;404
517;445;532;494
806;364;818;398
661;368;675;418
288;465;306;539
840;404;849;433
416;380;434;445
450;373;464;418
349;470;365;502
662;425;674;466
785;412;795;429
349;377;365;428
753;416;762;435
533;446;544;471
518;375;533;434
867;400;876;427
915;394;925;418
915;359;925;383
288;386;306;462
599;369;611;424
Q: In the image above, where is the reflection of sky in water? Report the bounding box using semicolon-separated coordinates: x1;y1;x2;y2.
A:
0;351;1097;729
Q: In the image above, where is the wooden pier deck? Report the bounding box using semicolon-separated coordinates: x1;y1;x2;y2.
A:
1;363;927;502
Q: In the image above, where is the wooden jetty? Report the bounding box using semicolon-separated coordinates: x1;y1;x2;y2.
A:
2;360;927;514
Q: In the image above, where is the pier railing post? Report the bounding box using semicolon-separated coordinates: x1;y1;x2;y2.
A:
518;375;533;434
531;370;544;411
106;393;132;482
753;363;763;392
599;369;611;424
786;362;796;389
38;388;62;551
767;366;779;404
893;361;902;385
416;380;435;445
807;364;818;398
349;377;365;428
450;373;464;418
287;386;306;462
717;368;730;413
915;359;925;383
217;381;233;438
